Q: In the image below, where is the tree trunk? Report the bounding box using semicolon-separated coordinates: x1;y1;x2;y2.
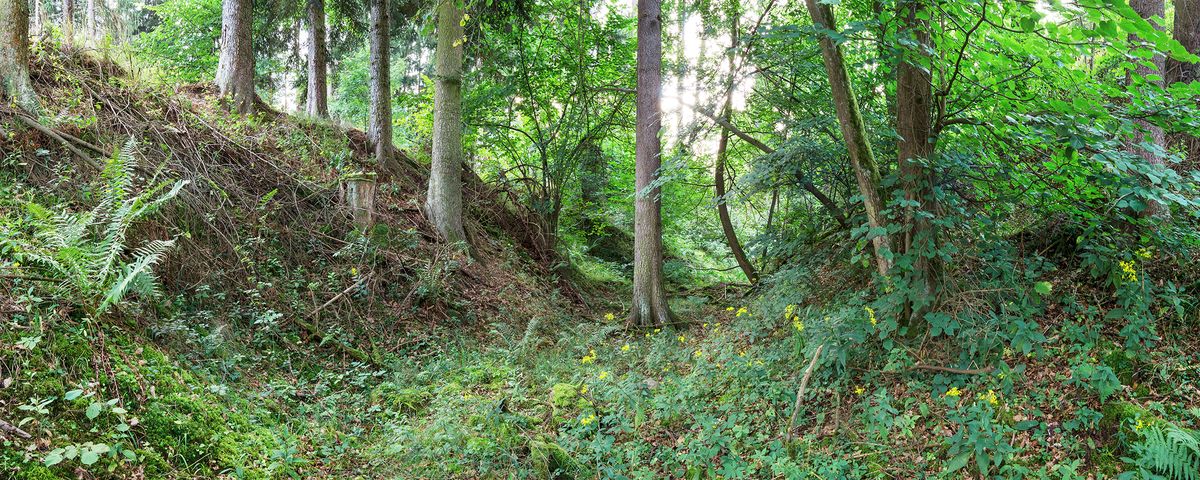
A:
1;0;40;114
804;0;892;277
1167;0;1199;170
1126;0;1167;216
367;0;393;169
715;6;757;284
305;0;328;118
896;0;939;325
86;0;95;37
60;0;73;45
215;0;255;114
426;0;467;243
630;0;672;328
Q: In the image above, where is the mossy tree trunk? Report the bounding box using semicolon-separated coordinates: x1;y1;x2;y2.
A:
305;0;328;118
804;0;892;277
215;0;255;114
367;0;393;169
426;0;467;244
630;0;672;328
1;0;40;114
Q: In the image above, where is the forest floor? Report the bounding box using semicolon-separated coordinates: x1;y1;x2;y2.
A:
2;46;1199;479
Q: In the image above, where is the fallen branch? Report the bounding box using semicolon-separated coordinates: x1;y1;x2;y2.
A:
9;113;102;171
291;276;379;365
911;364;994;375
0;419;32;439
784;343;825;443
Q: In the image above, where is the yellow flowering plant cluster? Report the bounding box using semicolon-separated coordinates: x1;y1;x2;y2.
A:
1118;259;1137;282
785;304;804;332
864;306;877;327
579;349;596;365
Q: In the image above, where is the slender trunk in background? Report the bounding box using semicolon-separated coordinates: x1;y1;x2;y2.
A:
60;0;74;45
804;0;892;277
1126;0;1167;216
215;0;255;114
1;0;40;114
426;0;467;243
873;0;895;127
367;0;393;167
1167;0;1199;170
896;0;939;325
714;4;757;284
580;140;608;243
630;0;672;328
305;0;328;118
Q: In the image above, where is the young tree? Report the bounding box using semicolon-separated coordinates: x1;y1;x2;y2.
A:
86;0;95;36
630;0;672;328
305;0;328;118
895;0;939;324
367;0;392;168
215;0;256;114
804;0;891;277
1167;0;1199;168
426;0;467;243
60;0;74;44
1;0;40;114
1126;0;1167;216
714;4;756;284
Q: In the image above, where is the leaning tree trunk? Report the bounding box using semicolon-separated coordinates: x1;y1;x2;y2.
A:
714;5;757;284
630;0;673;328
1;0;40;114
1127;0;1168;216
804;0;892;277
1167;0;1199;170
215;0;255;114
426;0;467;244
305;0;328;118
367;0;393;169
896;0;939;326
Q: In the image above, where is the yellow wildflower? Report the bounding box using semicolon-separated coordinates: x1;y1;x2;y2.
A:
738;350;746;357
604;313;616;321
1135;418;1147;431
792;316;805;332
654;328;662;334
978;389;999;406
726;307;735;312
1118;260;1137;282
645;333;652;338
693;349;703;359
678;335;686;343
580;414;596;426
350;267;358;275
703;323;709;329
598;370;610;380
580;349;597;365
621;343;631;352
945;387;962;397
865;306;877;327
1136;247;1152;260
735;307;749;317
579;385;588;395
854;386;865;396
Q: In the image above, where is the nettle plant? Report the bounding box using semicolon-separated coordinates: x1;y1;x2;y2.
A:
1;139;186;315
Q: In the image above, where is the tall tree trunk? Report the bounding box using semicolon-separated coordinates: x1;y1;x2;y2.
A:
1126;0;1167;216
60;0;73;45
215;0;255;114
305;0;328;118
896;0;939;325
630;0;672;328
804;0;892;277
1;0;40;114
714;4;757;284
426;0;467;243
1166;0;1199;170
85;0;95;37
367;0;392;167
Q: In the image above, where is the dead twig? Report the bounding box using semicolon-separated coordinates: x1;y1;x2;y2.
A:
784;343;825;443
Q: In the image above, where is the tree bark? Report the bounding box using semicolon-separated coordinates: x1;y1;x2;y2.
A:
305;0;328;118
804;0;892;277
896;0;939;325
367;0;393;169
1;0;40;114
714;6;757;284
630;0;672;328
427;0;467;243
1166;0;1199;170
1126;0;1167;216
215;0;255;114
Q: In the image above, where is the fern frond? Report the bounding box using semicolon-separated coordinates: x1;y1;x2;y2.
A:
97;238;175;314
1136;424;1200;480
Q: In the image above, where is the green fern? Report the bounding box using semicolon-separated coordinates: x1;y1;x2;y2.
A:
1;138;188;314
1133;424;1200;480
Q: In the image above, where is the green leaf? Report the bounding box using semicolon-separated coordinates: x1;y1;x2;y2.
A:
64;389;83;401
943;450;972;474
86;402;102;420
80;450;99;466
1034;281;1053;295
43;450;65;467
